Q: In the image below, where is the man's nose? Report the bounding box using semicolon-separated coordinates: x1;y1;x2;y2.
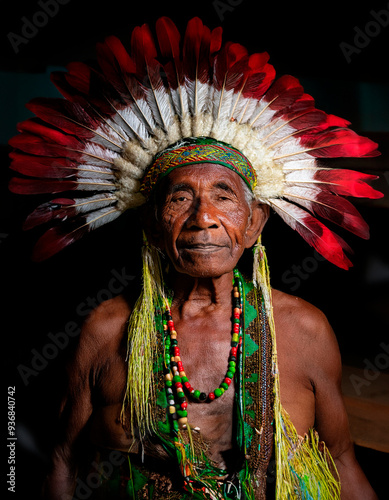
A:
185;198;220;230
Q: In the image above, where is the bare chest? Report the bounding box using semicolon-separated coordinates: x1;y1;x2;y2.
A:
89;312;315;463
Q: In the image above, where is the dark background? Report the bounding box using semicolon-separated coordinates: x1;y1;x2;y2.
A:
1;0;388;498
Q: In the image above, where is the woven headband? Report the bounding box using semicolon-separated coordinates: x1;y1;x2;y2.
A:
140;138;256;198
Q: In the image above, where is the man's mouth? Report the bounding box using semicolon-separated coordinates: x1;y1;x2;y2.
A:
180;243;226;253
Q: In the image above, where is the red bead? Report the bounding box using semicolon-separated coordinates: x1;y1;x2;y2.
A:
208;392;215;401
167;320;174;328
181;401;188;409
175;382;183;390
231;347;237;356
224;377;232;385
233;311;240;319
184;381;191;389
233;324;240;333
177;361;184;371
174;347;180;356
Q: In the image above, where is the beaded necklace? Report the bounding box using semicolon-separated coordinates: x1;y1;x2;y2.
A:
162;269;244;433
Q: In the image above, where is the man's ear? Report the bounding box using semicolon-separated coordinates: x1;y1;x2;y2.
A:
244;202;269;249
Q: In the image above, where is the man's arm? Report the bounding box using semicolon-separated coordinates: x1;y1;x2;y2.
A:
310;309;378;500
42;310;101;499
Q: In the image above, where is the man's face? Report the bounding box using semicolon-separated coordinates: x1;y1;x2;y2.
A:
153;163;264;278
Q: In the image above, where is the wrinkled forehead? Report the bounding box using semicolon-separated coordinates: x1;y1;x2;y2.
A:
139;137;257;199
160;163;248;193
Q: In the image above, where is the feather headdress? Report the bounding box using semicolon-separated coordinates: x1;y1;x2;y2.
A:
9;16;383;267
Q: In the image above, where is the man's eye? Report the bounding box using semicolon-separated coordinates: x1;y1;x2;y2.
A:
172;195;188;203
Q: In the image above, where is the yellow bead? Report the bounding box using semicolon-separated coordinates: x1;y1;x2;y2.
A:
165;373;173;381
178;417;188;428
174;356;181;362
179;371;186;378
169;406;176;414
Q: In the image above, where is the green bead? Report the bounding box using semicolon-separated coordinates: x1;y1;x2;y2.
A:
165;380;173;387
226;370;234;379
173;375;181;383
193;390;201;399
181;376;188;383
228;361;236;368
177;410;188;418
214;388;223;398
177;391;185;399
173;420;179;431
220;382;229;390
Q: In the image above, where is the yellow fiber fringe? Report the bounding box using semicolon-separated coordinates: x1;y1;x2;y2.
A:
121;233;166;439
254;237;341;499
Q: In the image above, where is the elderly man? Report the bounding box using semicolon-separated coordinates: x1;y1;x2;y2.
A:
41;158;378;500
9;16;382;500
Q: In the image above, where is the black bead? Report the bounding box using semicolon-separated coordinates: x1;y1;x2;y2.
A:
199;392;207;401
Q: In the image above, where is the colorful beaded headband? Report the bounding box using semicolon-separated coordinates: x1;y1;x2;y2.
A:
140;137;257;198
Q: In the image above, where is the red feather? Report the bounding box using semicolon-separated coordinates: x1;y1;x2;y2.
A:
31;225;86;261
9;177;78;195
300;128;380;157
271;199;353;269
9;131;83;158
97;36;135;81
314;169;383;198
23;199;76;229
9;153;113;179
156;17;181;61
26;98;98;138
13;119;79;146
51;62;92;101
23;194;116;230
183;17;213;84
213;42;248;92
242;53;275;99
264;75;304;109
31;207;120;261
284;187;370;239
156;17;183;91
131;23;158;77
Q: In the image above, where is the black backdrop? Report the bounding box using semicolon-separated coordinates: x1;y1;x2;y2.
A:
1;1;388;498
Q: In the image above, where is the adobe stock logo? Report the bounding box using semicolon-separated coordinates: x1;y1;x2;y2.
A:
340;4;389;63
7;0;71;54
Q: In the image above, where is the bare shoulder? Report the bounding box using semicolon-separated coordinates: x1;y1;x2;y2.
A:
272;288;333;340
271;288;341;380
70;294;132;374
83;294;132;335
